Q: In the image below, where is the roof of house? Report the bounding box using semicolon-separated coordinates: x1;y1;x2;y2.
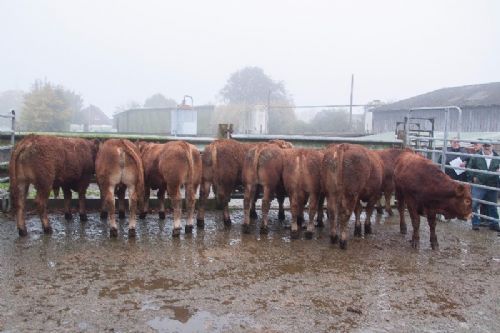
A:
372;82;500;112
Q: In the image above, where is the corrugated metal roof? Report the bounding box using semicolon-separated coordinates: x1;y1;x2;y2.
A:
373;82;500;112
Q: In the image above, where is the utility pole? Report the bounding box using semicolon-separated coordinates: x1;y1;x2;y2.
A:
349;74;354;130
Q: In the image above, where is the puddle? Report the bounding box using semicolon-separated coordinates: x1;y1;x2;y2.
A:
148;310;257;333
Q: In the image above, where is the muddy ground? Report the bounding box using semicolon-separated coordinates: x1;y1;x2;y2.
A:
0;207;499;333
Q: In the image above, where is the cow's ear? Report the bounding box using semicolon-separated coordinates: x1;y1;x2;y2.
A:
455;184;466;196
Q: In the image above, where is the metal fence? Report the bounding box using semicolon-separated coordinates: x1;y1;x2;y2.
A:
0;110;16;182
404;106;500;226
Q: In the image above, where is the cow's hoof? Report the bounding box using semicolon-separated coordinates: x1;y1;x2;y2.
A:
431;242;439;250
43;226;53;234
297;216;304;227
18;228;28;237
172;228;181;237
339;239;347;250
364;224;372;235
260;226;269;235
305;230;314;239
330;235;339;244
223;218;232;227
279;211;286;221
411;239;419;249
316;220;325;228
139;212;146;219
400;225;407;234
242;224;251;234
79;213;88;222
196;219;205;229
376;207;384;215
159;211;166;220
290;230;299;239
250;210;258;219
100;211;108;220
118;211;126;219
128;228;136;238
387;209;394;216
354;225;362;237
64;212;72;221
110;228;118;238
185;225;193;234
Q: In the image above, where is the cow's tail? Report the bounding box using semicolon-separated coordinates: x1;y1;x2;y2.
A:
334;144;347;193
252;145;264;184
9;138;30;212
210;143;218;186
184;142;195;185
122;139;145;210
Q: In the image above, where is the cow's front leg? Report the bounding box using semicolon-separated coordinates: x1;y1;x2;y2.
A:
260;186;273;234
185;184;197;234
427;214;439;250
77;186;88;222
243;184;256;234
63;187;72;221
127;184;138;238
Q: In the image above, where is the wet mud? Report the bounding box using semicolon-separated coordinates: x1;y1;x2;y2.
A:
0;208;499;332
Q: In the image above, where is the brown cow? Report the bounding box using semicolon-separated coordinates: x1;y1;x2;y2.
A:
95;139;145;238
394;151;472;249
322;143;383;249
196;139;258;228
374;148;407;215
9;135;97;236
139;141;201;236
242;139;293;234
282;148;324;239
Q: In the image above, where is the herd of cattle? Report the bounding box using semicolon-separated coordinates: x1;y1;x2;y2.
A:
8;135;472;249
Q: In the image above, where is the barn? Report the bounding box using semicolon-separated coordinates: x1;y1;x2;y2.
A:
113;105;215;136
371;82;500;134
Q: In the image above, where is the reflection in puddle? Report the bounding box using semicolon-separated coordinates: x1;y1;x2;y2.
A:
148;310;256;333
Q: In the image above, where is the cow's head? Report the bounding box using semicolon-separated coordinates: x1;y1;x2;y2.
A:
446;183;472;220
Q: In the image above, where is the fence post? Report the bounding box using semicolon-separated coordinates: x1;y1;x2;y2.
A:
440;108;450;172
10;109;15;146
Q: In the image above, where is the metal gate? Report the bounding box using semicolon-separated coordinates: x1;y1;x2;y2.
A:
404;106;500;227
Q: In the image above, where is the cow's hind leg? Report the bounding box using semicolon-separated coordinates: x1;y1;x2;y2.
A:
127;184;138;238
305;192;319;239
104;185;118;237
384;191;394;216
184;184;197;234
196;180;211;228
157;188;166;220
407;204;420;249
117;186;126;219
139;186;150;219
396;188;407;234
260;186;273;234
243;184;257;234
327;195;338;244
168;184;182;237
316;194;325;228
277;192;286;221
35;186;52;234
16;182;29;236
63;187;72;221
364;197;379;235
353;201;363;237
289;194;300;239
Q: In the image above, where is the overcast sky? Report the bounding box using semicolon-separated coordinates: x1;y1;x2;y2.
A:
1;0;499;116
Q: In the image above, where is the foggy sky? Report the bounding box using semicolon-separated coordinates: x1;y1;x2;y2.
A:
1;0;499;116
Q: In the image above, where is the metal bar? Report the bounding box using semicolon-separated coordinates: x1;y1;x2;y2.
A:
268;104;372;109
471;212;499;223
455;180;500;192
0;146;12;151
440;108;450;171
443;165;500;177
11;110;15;146
407;136;500;146
0;161;9;167
0;177;9;183
414;148;500;162
471;198;500;208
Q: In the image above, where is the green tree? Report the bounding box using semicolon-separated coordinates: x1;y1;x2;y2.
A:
21;80;82;132
219;66;291;105
144;93;177;108
309;109;350;133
